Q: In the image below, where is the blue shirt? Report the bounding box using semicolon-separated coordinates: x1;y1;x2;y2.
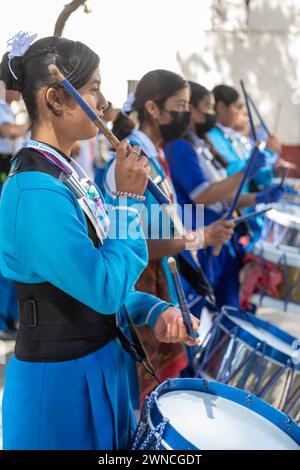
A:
0;155;169;328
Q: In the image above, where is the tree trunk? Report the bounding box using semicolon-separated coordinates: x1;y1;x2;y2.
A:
53;0;86;38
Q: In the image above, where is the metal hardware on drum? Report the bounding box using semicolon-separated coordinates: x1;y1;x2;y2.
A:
194;307;300;421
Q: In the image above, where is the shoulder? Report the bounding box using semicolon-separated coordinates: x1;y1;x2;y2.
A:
7;149;77;204
207;127;222;138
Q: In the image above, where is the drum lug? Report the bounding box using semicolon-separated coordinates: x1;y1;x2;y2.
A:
246;393;252;404
285;416;292;429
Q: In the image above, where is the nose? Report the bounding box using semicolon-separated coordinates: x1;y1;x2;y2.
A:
97;93;108;113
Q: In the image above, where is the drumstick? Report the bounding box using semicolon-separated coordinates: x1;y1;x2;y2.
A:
280;167;288;186
247;92;271;138
48;64;169;206
273;99;282;136
233;206;272;226
168;257;198;340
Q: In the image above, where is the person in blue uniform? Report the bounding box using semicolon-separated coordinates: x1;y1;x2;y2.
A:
0;34;199;450
0;86;28;337
207;84;282;244
103;70;234;401
164;81;284;308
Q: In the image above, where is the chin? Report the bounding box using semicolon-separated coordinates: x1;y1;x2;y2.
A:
76;126;98;141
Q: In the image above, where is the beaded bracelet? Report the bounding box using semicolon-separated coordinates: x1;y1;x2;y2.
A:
112;190;146;202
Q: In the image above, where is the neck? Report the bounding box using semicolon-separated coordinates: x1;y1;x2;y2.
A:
189;121;196;134
217;117;230;128
140;121;162;147
31;125;73;158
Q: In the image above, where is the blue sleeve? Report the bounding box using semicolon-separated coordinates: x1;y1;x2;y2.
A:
207;129;232;161
165;139;209;202
123;290;171;328
15;183;148;314
226;159;246;176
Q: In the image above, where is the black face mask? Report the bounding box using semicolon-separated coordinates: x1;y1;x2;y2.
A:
159;111;191;143
195;113;217;138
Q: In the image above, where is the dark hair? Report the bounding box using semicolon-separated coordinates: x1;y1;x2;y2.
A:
189;81;210;107
112;69;188;140
134;69;188;123
112;111;135;141
0;36;99;124
212;84;240;107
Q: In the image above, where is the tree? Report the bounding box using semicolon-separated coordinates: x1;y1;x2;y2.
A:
53;0;91;38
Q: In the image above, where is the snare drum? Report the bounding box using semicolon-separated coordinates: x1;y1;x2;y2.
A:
132;378;300;450
194;307;300;421
253;241;300;311
262;202;300;248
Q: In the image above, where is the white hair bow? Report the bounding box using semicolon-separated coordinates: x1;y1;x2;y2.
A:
7;31;38;79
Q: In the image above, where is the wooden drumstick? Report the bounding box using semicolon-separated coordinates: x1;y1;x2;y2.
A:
168;256;197;340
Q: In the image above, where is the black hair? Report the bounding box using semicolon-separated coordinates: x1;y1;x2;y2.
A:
112;69;188;140
0;36;99;124
134;69;188;123
189;81;210;107
112;111;136;141
212;84;240;107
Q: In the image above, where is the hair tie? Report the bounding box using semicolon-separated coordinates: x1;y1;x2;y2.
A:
7;31;38;80
121;92;136;117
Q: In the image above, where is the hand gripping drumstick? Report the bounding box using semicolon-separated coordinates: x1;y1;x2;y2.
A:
168;256;198;341
48;64;169;205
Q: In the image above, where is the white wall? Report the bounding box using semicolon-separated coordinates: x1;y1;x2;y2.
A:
177;0;300;145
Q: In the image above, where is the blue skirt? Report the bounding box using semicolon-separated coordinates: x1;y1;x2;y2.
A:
2;340;136;450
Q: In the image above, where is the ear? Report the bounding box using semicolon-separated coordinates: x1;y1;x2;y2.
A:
45;87;69;114
144;100;160;120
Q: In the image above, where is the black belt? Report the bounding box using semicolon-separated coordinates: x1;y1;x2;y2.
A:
15;281;160;384
15;281;119;362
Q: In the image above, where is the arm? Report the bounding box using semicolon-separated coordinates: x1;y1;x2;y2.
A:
193;171;243;205
236;193;257;208
123;289;171;327
15;183;148;314
147;238;189;260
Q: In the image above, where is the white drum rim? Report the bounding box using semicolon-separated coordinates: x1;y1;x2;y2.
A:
253;241;300;268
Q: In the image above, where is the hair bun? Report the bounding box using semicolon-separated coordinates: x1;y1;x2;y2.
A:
0;52;23;92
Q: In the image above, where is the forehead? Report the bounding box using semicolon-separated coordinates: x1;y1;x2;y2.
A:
168;87;190;101
88;67;101;83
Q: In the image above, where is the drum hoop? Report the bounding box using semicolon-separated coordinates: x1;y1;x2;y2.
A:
220;308;300;368
254;241;300;268
149;378;300;449
267;205;300;230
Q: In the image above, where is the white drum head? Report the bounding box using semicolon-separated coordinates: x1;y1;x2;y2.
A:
157;390;299;450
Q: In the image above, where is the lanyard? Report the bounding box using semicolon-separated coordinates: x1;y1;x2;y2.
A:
21;140;110;240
